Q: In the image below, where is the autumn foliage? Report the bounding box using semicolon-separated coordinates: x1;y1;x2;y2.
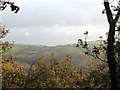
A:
2;53;112;88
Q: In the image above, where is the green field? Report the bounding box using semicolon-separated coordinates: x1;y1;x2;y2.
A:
7;41;101;67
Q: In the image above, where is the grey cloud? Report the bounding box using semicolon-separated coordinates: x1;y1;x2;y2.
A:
4;23;108;46
2;1;105;29
3;27;78;45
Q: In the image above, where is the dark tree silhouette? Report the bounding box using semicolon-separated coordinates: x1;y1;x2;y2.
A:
77;0;120;89
104;0;119;89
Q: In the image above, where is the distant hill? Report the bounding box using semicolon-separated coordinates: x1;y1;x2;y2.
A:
7;41;101;67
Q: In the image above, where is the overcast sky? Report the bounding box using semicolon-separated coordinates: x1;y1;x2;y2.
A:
0;0;118;46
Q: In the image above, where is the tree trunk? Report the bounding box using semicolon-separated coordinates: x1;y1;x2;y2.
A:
107;22;118;89
104;1;119;89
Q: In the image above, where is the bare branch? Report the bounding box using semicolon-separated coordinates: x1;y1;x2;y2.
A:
86;47;107;63
114;10;120;23
24;56;43;88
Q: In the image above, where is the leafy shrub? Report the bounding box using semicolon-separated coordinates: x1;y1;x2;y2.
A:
2;52;114;89
2;55;26;88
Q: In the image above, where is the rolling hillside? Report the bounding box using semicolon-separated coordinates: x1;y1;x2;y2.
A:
7;41;102;68
7;44;91;67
